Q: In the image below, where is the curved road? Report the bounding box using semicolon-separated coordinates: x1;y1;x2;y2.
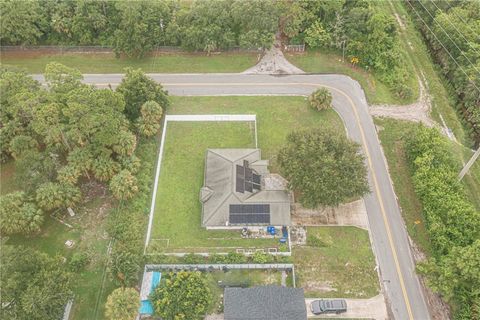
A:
33;73;430;320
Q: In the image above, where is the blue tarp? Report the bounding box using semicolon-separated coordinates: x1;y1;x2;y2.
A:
139;272;161;315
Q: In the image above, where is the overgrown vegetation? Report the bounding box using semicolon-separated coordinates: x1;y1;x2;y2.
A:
405;1;480;146
294;0;415;100
0;0;292;57
0;64;168;318
405;125;480;319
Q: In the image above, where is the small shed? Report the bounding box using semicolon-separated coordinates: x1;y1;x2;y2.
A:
139;271;161;315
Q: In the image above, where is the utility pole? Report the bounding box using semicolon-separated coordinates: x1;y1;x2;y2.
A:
458;147;480;181
342;40;346;63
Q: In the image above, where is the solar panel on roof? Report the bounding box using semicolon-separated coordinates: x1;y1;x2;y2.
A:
236;178;245;193
229;204;270;214
236;162;261;193
229;213;270;224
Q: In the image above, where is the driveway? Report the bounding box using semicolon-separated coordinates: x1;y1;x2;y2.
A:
32;73;431;320
306;295;388;319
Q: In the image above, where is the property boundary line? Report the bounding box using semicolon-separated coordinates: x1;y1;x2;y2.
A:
144;114;257;254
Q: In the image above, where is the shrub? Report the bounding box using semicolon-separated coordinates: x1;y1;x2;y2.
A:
69;251;90;271
308;88;332;111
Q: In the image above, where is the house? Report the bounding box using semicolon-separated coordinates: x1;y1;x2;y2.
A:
200;149;292;229
224;286;307;320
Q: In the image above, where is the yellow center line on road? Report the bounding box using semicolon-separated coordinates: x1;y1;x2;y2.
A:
92;80;415;318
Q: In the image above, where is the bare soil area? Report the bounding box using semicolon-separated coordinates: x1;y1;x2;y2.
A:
292;199;368;230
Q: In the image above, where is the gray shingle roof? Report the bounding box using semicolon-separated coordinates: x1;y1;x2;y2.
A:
224;286;307;320
200;149;291;228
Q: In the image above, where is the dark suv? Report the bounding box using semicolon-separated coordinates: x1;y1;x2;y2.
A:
310;299;347;314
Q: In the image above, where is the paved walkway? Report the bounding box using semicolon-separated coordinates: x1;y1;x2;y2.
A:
306;294;388;319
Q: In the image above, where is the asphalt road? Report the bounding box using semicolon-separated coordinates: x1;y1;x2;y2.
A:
33;73;431;320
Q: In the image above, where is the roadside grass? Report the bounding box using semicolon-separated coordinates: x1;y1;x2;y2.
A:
0;51;258;73
374;118;432;256
375;118;480;254
286;49;418;106
385;0;468;146
293;226;379;299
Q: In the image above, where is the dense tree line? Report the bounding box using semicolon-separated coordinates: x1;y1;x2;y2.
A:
1;64;168;313
405;125;480;319
0;64;168;235
406;0;480;145
0;0;283;57
295;0;413;99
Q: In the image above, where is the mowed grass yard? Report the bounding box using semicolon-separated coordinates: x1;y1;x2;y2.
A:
0;51;258;73
149;96;344;253
293;227;380;299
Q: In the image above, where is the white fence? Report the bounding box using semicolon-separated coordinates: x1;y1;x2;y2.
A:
144;115;258;253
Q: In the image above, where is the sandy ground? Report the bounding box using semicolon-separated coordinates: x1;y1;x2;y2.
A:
306;295;388;319
242;40;305;75
369;73;435;127
292;199;369;230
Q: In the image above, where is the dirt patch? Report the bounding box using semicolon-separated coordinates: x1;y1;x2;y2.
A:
242;37;304;75
290;226;307;245
370;73;435;127
304;280;337;294
292;199;368;229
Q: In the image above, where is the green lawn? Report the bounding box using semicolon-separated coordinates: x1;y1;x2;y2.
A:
168;96;344;172
149;96;344;253
0;51;258;73
285;49;418;106
293;226;380;298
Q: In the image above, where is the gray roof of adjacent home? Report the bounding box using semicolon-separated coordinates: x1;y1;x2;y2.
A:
200;149;291;227
224;286;307;320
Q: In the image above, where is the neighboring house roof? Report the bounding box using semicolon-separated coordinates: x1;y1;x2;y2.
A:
224;286;307;320
200;149;291;227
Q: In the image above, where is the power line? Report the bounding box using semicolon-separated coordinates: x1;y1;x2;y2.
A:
416;0;480;75
445;0;480;40
429;0;480;58
405;1;480;94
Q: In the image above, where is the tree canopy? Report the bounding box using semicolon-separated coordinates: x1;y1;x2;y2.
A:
105;287;140;320
151;271;212;320
278;128;369;208
0;246;73;320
